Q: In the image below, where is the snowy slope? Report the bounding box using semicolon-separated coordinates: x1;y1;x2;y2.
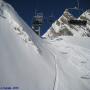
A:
46;36;90;90
43;9;90;39
0;1;90;90
0;1;55;90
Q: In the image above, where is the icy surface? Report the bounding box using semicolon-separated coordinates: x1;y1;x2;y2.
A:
0;1;90;90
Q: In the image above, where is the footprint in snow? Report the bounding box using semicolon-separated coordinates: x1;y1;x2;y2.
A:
81;75;90;79
56;38;63;41
61;52;68;54
80;61;87;64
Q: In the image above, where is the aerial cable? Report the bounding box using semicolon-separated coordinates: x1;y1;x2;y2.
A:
77;0;79;9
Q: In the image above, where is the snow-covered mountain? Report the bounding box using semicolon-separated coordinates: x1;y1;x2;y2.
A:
0;1;56;90
43;9;90;39
0;1;90;90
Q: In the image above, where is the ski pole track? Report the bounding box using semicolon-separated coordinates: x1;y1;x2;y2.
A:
45;43;59;90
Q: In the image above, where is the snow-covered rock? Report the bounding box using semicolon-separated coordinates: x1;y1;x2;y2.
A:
43;9;90;39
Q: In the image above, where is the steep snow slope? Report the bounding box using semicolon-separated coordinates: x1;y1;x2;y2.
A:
43;9;90;39
0;1;90;90
46;36;90;90
0;1;55;90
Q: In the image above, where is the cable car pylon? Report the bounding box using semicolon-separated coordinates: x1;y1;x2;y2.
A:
32;10;44;36
67;0;87;26
31;10;55;36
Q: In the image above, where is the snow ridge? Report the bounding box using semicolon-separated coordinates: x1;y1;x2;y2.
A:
43;9;90;39
0;0;45;52
0;1;31;44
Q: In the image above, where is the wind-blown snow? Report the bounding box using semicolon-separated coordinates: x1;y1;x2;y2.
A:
0;1;90;90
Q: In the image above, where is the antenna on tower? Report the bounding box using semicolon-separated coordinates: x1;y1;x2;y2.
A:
67;0;87;26
77;0;79;9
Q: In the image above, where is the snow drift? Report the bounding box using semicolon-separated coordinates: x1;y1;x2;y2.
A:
0;0;90;90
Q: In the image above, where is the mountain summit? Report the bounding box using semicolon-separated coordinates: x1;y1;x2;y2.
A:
43;9;90;39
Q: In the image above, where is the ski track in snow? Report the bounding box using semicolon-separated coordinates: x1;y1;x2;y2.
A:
0;1;90;90
46;38;90;90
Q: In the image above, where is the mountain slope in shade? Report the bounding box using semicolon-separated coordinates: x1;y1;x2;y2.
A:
0;1;90;90
43;9;90;39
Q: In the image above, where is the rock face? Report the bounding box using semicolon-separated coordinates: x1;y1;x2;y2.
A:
43;9;90;39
